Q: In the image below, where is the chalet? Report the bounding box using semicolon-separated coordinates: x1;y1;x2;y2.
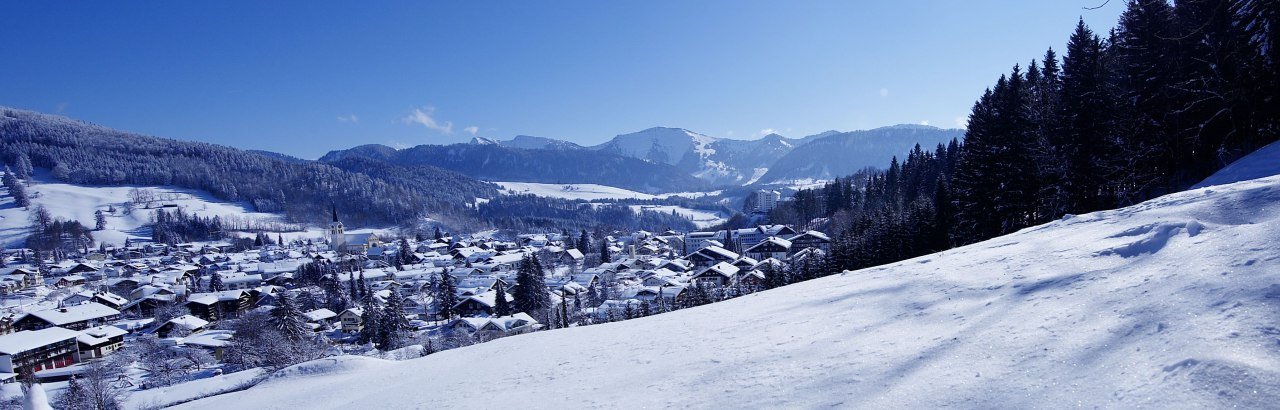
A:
452;290;514;317
744;236;792;261
181;330;234;361
447;312;540;341
303;308;337;330
691;262;740;287
186;289;256;321
14;303;122;332
53;275;87;288
338;308;364;332
0;327;80;376
76;325;127;360
156;315;210;337
557;249;585;266
788;230;832;254
688;246;739;268
60;291;128;310
732;257;760;271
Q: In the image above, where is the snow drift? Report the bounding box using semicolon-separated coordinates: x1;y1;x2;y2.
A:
179;175;1280;408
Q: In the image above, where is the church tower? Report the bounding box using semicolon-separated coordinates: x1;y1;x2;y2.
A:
329;204;346;252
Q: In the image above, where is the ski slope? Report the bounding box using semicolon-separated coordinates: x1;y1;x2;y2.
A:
179;157;1280;408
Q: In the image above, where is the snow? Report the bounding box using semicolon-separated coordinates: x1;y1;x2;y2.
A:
0;171;289;248
495;182;660;200
23;383;52;410
742;167;770;185
178;166;1280;408
627;205;727;229
1192;139;1280;189
0;327;79;355
121;368;267;409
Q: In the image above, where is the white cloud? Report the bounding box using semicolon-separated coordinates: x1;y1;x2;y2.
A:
879;88;889;97
954;116;968;128
337;114;359;123
464;126;479;135
401;106;453;134
755;128;779;138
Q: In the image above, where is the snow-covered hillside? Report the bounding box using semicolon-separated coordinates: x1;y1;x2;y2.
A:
178;161;1280;408
0;172;290;248
495;181;662;200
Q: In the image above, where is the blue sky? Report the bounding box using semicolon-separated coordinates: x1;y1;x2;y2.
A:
1;1;1124;159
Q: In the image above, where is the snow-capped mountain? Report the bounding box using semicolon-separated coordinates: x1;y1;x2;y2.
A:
176;146;1280;409
759;125;963;184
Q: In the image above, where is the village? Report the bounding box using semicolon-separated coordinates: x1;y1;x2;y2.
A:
0;204;831;398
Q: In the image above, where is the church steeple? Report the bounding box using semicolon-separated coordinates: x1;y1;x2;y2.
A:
331;204;339;223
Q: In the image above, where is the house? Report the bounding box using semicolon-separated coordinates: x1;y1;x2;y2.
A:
181;330;234;361
446;312;540;341
0;327;80;376
558;249;585;266
156;315;210;338
688;246;739;268
452;290;515;317
744;236;792;261
303;308;337;329
14;303;122;332
186;289;256;321
338;308;364;332
691;262;740;287
788;230;832;254
53;275;87;288
60;291;129;311
76;325;127;360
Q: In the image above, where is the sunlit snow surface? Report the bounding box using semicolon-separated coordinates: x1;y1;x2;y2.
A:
180;151;1280;409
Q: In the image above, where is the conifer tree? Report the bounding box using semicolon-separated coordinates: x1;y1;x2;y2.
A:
269;291;311;341
94;210;107;231
513;255;551;315
599;241;611;263
437;271;459;319
208;271;225;292
493;281;511;317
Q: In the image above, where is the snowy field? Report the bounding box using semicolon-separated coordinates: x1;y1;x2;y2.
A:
628;205;726;229
0;172;289;248
0;171;380;248
495;181;662;200
177;149;1280;408
495;181;721;201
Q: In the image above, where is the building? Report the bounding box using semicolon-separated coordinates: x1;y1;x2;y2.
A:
752;190;782;214
13;303;122;332
0;327;80;376
338;308;364;333
788;230;832;254
76;325;127;360
328;206;383;254
745;236;792;261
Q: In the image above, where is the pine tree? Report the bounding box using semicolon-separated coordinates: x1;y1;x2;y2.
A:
208;271;225;292
1056;19;1116;215
269;291;311;341
433;226;443;240
14;154;32;181
599;241;611;263
437;271;459;319
513;255;551;315
94;210;107;231
1110;0;1180;200
577;230;590;251
493;281;512;317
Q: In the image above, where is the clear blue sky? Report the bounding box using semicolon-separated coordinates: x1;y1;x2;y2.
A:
1;1;1124;159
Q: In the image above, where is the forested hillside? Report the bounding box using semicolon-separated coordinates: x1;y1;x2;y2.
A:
770;0;1279;274
321;143;709;194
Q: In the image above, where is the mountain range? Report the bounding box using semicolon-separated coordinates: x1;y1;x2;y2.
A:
345;125;964;189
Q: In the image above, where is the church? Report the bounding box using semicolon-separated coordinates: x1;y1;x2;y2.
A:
328;206;382;254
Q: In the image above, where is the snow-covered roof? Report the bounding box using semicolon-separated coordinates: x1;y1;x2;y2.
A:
77;325;128;346
182;329;235;348
20;303;120;326
164;315;210;331
304;308;337;322
0;327;80;355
